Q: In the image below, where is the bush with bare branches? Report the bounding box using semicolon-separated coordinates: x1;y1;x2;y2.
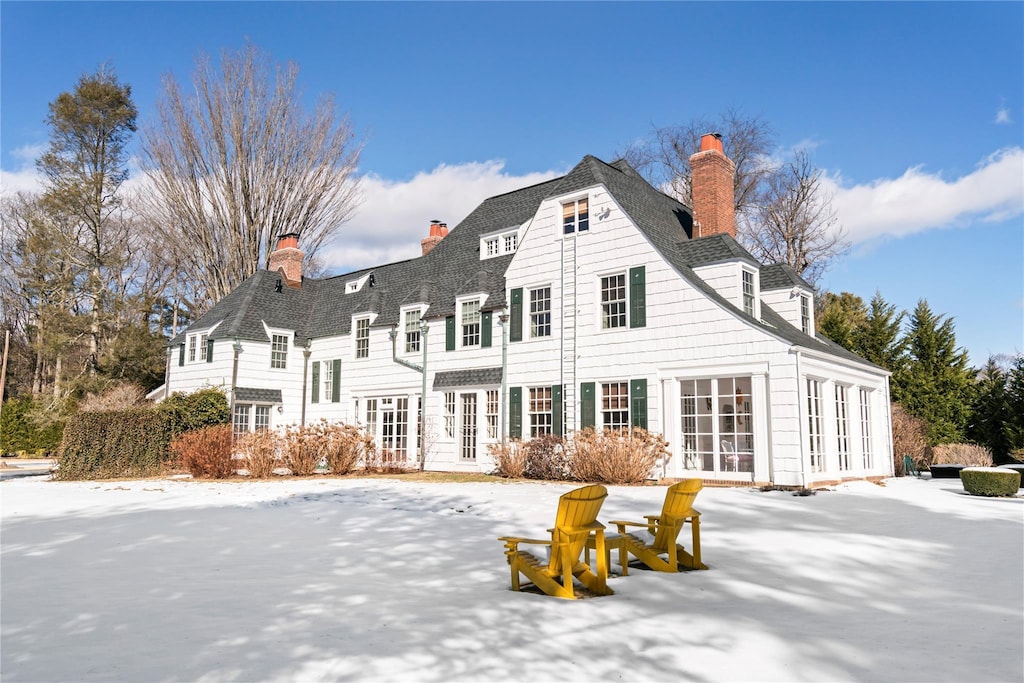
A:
363;447;409;474
524;434;571;481
570;427;668;485
237;430;281;478
282;424;324;476
929;443;993;468
171;424;234;478
302;421;373;475
892;403;928;475
79;384;147;412
488;439;528;479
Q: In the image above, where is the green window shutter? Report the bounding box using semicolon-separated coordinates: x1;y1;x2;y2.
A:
510;288;523;342
481;310;492;348
206;339;214;363
580;382;596;430
552;384;563;437
445;315;456;351
630;378;648;429
331;359;342;403
509;387;522;439
178;344;185;366
629;266;646;328
311;362;320;404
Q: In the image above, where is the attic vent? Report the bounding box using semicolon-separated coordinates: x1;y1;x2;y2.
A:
345;273;372;294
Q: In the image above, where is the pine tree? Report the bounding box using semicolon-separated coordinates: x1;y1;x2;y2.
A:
817;291;866;352
967;358;1011;463
1004;355;1024;459
856;291;905;373
893;300;975;445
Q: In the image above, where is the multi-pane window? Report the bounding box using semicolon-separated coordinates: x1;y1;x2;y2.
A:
444;392;455;438
800;295;811;334
379;397;409;461
602;382;630;431
562;198;589;234
366;399;378;438
271;334;288;369
859;389;873;470
742;270;755;316
461;300;481;347
486;390;499;439
199;334;208;361
461;393;478;460
529;387;553;437
680;377;753;474
188;335;197;362
530;287;551;338
807;379;825;472
404;310;421;353
835;385;851;470
232;404;250;439
485;237;500;256
254;405;271;432
322;360;334;401
504;233;517;252
601;273;627;329
355;318;369;358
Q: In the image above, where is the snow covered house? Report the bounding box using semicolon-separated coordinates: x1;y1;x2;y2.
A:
164;134;894;487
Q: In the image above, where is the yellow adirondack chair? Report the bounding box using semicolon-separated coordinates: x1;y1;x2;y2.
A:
498;484;613;599
602;479;708;574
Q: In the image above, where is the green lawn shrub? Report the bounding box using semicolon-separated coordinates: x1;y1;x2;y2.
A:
58;408;173;480
158;388;229;437
171;424;234;478
0;397;65;455
960;467;1021;497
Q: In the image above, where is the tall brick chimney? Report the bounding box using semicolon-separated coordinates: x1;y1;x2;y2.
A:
421;220;448;256
268;232;304;287
689;132;736;239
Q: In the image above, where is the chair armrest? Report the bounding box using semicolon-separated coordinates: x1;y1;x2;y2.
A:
609;519;656;533
498;536;552;547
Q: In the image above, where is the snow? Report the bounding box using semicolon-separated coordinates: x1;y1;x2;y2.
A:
2;474;1021;682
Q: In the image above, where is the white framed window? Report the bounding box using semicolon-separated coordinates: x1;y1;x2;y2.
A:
529;387;553;437
486;390;499;439
485;237;500;256
271;334;289;369
562;198;589;234
188;335;197;362
601;273;627;329
461;300;481;347
835;384;851;471
680;377;753;474
233;403;272;437
232;404;250;439
742;269;755;316
530;286;551;338
366;399;378;438
481;229;520;260
807;379;825;473
859;389;873;470
323;360;334;401
503;232;517;252
461;393;478;460
199;334;208;361
404;310;421;353
355;318;370;359
444;392;455;438
601;382;629;431
800;294;811;334
254;405;271;432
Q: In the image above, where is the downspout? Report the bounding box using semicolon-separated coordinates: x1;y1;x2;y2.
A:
388;322;429;470
230;338;242;436
794;348;808;490
301;338;311;427
163;345;172;400
499;311;509;442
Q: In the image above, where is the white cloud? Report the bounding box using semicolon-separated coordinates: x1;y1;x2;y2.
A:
824;146;1024;244
318;161;560;274
995;106;1012;124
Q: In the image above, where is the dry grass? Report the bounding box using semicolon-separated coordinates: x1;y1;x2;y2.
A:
929;443;993;467
78;384;147;412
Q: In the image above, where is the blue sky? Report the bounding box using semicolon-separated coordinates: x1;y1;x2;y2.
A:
2;1;1022;366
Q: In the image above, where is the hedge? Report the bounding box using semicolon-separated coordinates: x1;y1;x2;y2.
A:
0;397;65;454
57;408;175;480
959;467;1021;498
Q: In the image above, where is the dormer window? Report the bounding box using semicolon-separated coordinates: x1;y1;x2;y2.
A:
485;237;500;257
480;228;520;260
742;270;755;316
345;273;371;294
563;198;589;234
801;294;811;334
503;233;517;252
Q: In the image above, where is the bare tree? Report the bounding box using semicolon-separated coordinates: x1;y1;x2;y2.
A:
141;43;363;311
621;110;848;286
744;151;848;286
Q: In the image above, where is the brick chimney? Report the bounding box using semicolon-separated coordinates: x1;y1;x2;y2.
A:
689;132;736;239
268;232;304;287
420;220;448;256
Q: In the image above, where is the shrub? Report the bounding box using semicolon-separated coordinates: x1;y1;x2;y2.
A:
58;408;173;480
570;427;669;485
892;403;929;475
488;439;528;478
364;446;409;474
960;467;1021;497
158;388;229;437
524;434;571;480
171;424;234;479
237;430;281;478
282;424;324;476
0;397;65;454
930;443;993;467
324;423;374;475
79;384;147;412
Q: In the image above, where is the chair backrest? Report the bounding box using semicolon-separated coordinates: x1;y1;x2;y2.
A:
550;484;608;572
653;479;703;550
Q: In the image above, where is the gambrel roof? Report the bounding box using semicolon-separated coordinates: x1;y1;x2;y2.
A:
174;155;879;370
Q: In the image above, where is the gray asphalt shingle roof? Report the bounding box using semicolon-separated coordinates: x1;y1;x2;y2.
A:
433;367;503;389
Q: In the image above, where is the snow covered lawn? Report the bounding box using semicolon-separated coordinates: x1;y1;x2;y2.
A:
2;475;1021;682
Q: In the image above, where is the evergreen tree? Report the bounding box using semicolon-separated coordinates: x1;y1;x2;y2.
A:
817;291;866;351
967;358;1011;463
1004;354;1024;459
856;291;905;373
893;300;975;445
